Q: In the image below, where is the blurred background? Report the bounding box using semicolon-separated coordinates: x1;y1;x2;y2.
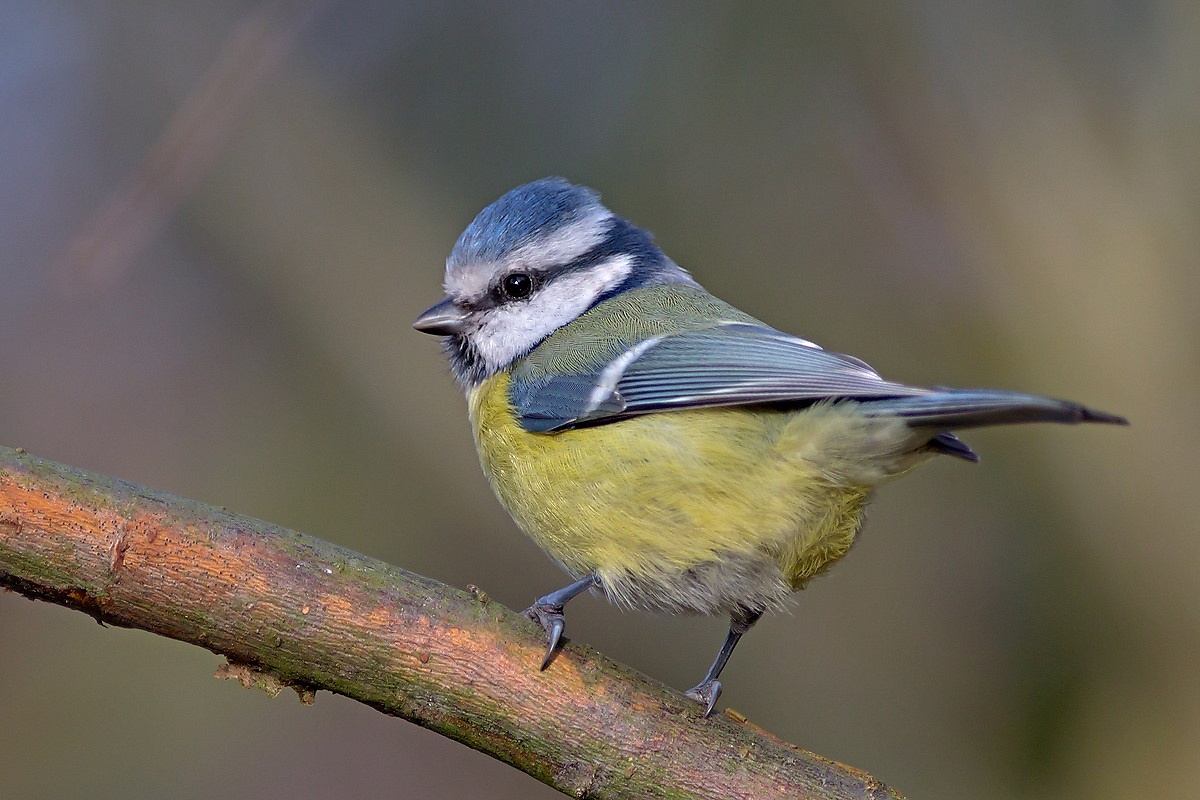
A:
0;2;1195;798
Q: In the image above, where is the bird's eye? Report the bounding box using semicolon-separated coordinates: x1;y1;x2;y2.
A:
501;272;534;300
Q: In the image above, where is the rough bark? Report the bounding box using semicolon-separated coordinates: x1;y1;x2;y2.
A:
0;445;903;799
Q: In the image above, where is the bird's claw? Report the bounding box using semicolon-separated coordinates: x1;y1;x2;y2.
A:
684;679;722;717
523;602;566;670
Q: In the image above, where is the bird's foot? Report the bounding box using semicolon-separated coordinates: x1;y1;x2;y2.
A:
522;602;566;670
684;679;722;717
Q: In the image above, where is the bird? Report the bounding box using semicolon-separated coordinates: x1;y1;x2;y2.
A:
413;177;1126;716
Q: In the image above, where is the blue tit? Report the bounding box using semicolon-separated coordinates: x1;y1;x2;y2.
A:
414;177;1126;715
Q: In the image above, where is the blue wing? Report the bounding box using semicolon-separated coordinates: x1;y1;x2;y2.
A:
510;322;927;432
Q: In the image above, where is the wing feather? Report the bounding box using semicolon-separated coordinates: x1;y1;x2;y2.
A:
512;323;927;432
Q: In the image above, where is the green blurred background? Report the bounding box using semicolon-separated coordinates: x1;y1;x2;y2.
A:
1;2;1195;798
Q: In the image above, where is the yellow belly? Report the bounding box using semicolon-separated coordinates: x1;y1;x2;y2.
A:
469;372;879;615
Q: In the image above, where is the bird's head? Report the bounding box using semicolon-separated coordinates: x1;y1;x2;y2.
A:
414;178;696;386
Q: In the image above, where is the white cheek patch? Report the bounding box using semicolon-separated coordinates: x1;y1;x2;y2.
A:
471;254;634;374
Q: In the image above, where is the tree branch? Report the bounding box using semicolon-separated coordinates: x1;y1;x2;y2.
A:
0;445;903;799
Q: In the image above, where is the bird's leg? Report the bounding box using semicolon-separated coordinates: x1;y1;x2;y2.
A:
685;605;764;717
523;573;598;670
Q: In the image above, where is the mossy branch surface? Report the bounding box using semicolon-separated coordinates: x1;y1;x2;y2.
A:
0;445;903;800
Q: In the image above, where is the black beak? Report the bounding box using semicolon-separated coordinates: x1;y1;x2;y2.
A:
413;297;466;336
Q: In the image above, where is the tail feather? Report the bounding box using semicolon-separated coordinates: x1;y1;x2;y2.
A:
928;432;980;462
859;390;1128;431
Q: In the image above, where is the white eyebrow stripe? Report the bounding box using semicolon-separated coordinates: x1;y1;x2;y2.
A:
443;206;614;301
443;265;490;302
507;206;613;270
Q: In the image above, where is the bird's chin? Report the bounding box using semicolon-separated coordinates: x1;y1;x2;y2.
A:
444;334;488;388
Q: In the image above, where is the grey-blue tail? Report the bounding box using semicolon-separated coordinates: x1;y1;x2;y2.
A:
859;390;1127;462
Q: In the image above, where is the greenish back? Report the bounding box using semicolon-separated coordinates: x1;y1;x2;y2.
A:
511;283;763;382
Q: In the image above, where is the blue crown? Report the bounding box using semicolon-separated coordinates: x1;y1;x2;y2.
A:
449;178;603;266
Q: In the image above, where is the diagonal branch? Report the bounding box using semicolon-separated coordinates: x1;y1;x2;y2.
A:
49;0;327;293
0;446;903;800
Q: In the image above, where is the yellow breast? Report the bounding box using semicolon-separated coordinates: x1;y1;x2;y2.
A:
469;372;873;614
